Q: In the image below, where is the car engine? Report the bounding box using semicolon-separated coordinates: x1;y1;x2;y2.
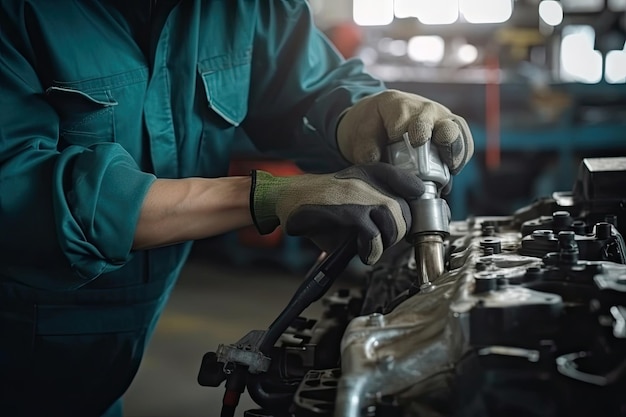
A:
199;156;626;417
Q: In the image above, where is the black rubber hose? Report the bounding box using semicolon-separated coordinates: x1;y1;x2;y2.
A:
247;238;357;409
246;373;294;410
260;238;356;353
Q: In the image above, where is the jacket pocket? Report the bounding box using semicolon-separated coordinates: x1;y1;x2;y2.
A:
46;86;117;146
198;49;252;126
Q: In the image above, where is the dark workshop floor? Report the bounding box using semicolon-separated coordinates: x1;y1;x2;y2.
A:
122;237;361;417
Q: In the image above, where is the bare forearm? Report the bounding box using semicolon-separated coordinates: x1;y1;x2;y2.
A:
133;176;253;250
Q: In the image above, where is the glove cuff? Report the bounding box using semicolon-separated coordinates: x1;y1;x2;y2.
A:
249;170;285;235
335;107;353;163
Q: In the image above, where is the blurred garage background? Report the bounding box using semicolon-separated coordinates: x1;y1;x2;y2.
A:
123;1;626;416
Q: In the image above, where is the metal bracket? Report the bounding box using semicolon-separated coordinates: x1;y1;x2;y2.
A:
215;330;272;374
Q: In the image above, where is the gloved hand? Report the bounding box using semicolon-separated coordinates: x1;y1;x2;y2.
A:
250;163;424;265
336;89;474;175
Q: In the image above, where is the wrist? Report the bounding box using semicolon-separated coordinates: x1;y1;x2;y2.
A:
250;170;291;234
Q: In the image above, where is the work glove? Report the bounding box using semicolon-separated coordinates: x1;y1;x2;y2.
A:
336;89;474;175
250;163;424;265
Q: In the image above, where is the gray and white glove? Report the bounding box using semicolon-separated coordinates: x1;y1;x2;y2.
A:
250;163;424;265
337;89;474;175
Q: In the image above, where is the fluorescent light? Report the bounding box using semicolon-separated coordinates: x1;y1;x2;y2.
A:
561;0;604;12
395;0;459;24
389;40;408;57
417;0;459;24
609;0;626;11
606;48;626;83
458;44;479;64
353;0;394;26
560;26;602;83
562;25;595;48
460;0;513;24
378;38;408;57
394;0;420;18
408;36;445;64
539;1;564;26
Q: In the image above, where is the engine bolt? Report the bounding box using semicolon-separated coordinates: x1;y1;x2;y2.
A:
552;211;573;232
482;225;496;237
368;313;385;327
532;230;554;240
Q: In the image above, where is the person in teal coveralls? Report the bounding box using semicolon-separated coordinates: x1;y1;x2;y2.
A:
0;1;474;415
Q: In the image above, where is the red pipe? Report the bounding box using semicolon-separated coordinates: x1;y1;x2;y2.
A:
485;54;501;170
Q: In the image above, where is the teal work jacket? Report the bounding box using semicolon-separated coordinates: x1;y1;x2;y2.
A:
0;0;385;415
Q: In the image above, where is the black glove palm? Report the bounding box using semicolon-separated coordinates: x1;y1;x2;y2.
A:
250;163;424;265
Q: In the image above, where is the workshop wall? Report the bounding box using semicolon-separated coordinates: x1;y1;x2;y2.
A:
211;0;626;270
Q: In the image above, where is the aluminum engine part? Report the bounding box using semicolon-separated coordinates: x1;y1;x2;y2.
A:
334;217;551;416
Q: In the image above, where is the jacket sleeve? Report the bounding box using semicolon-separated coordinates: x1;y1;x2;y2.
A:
243;0;386;173
0;8;156;289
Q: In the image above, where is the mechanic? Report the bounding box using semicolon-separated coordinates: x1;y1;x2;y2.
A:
0;1;473;416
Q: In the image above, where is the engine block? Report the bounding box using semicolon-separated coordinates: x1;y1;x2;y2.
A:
204;157;626;417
